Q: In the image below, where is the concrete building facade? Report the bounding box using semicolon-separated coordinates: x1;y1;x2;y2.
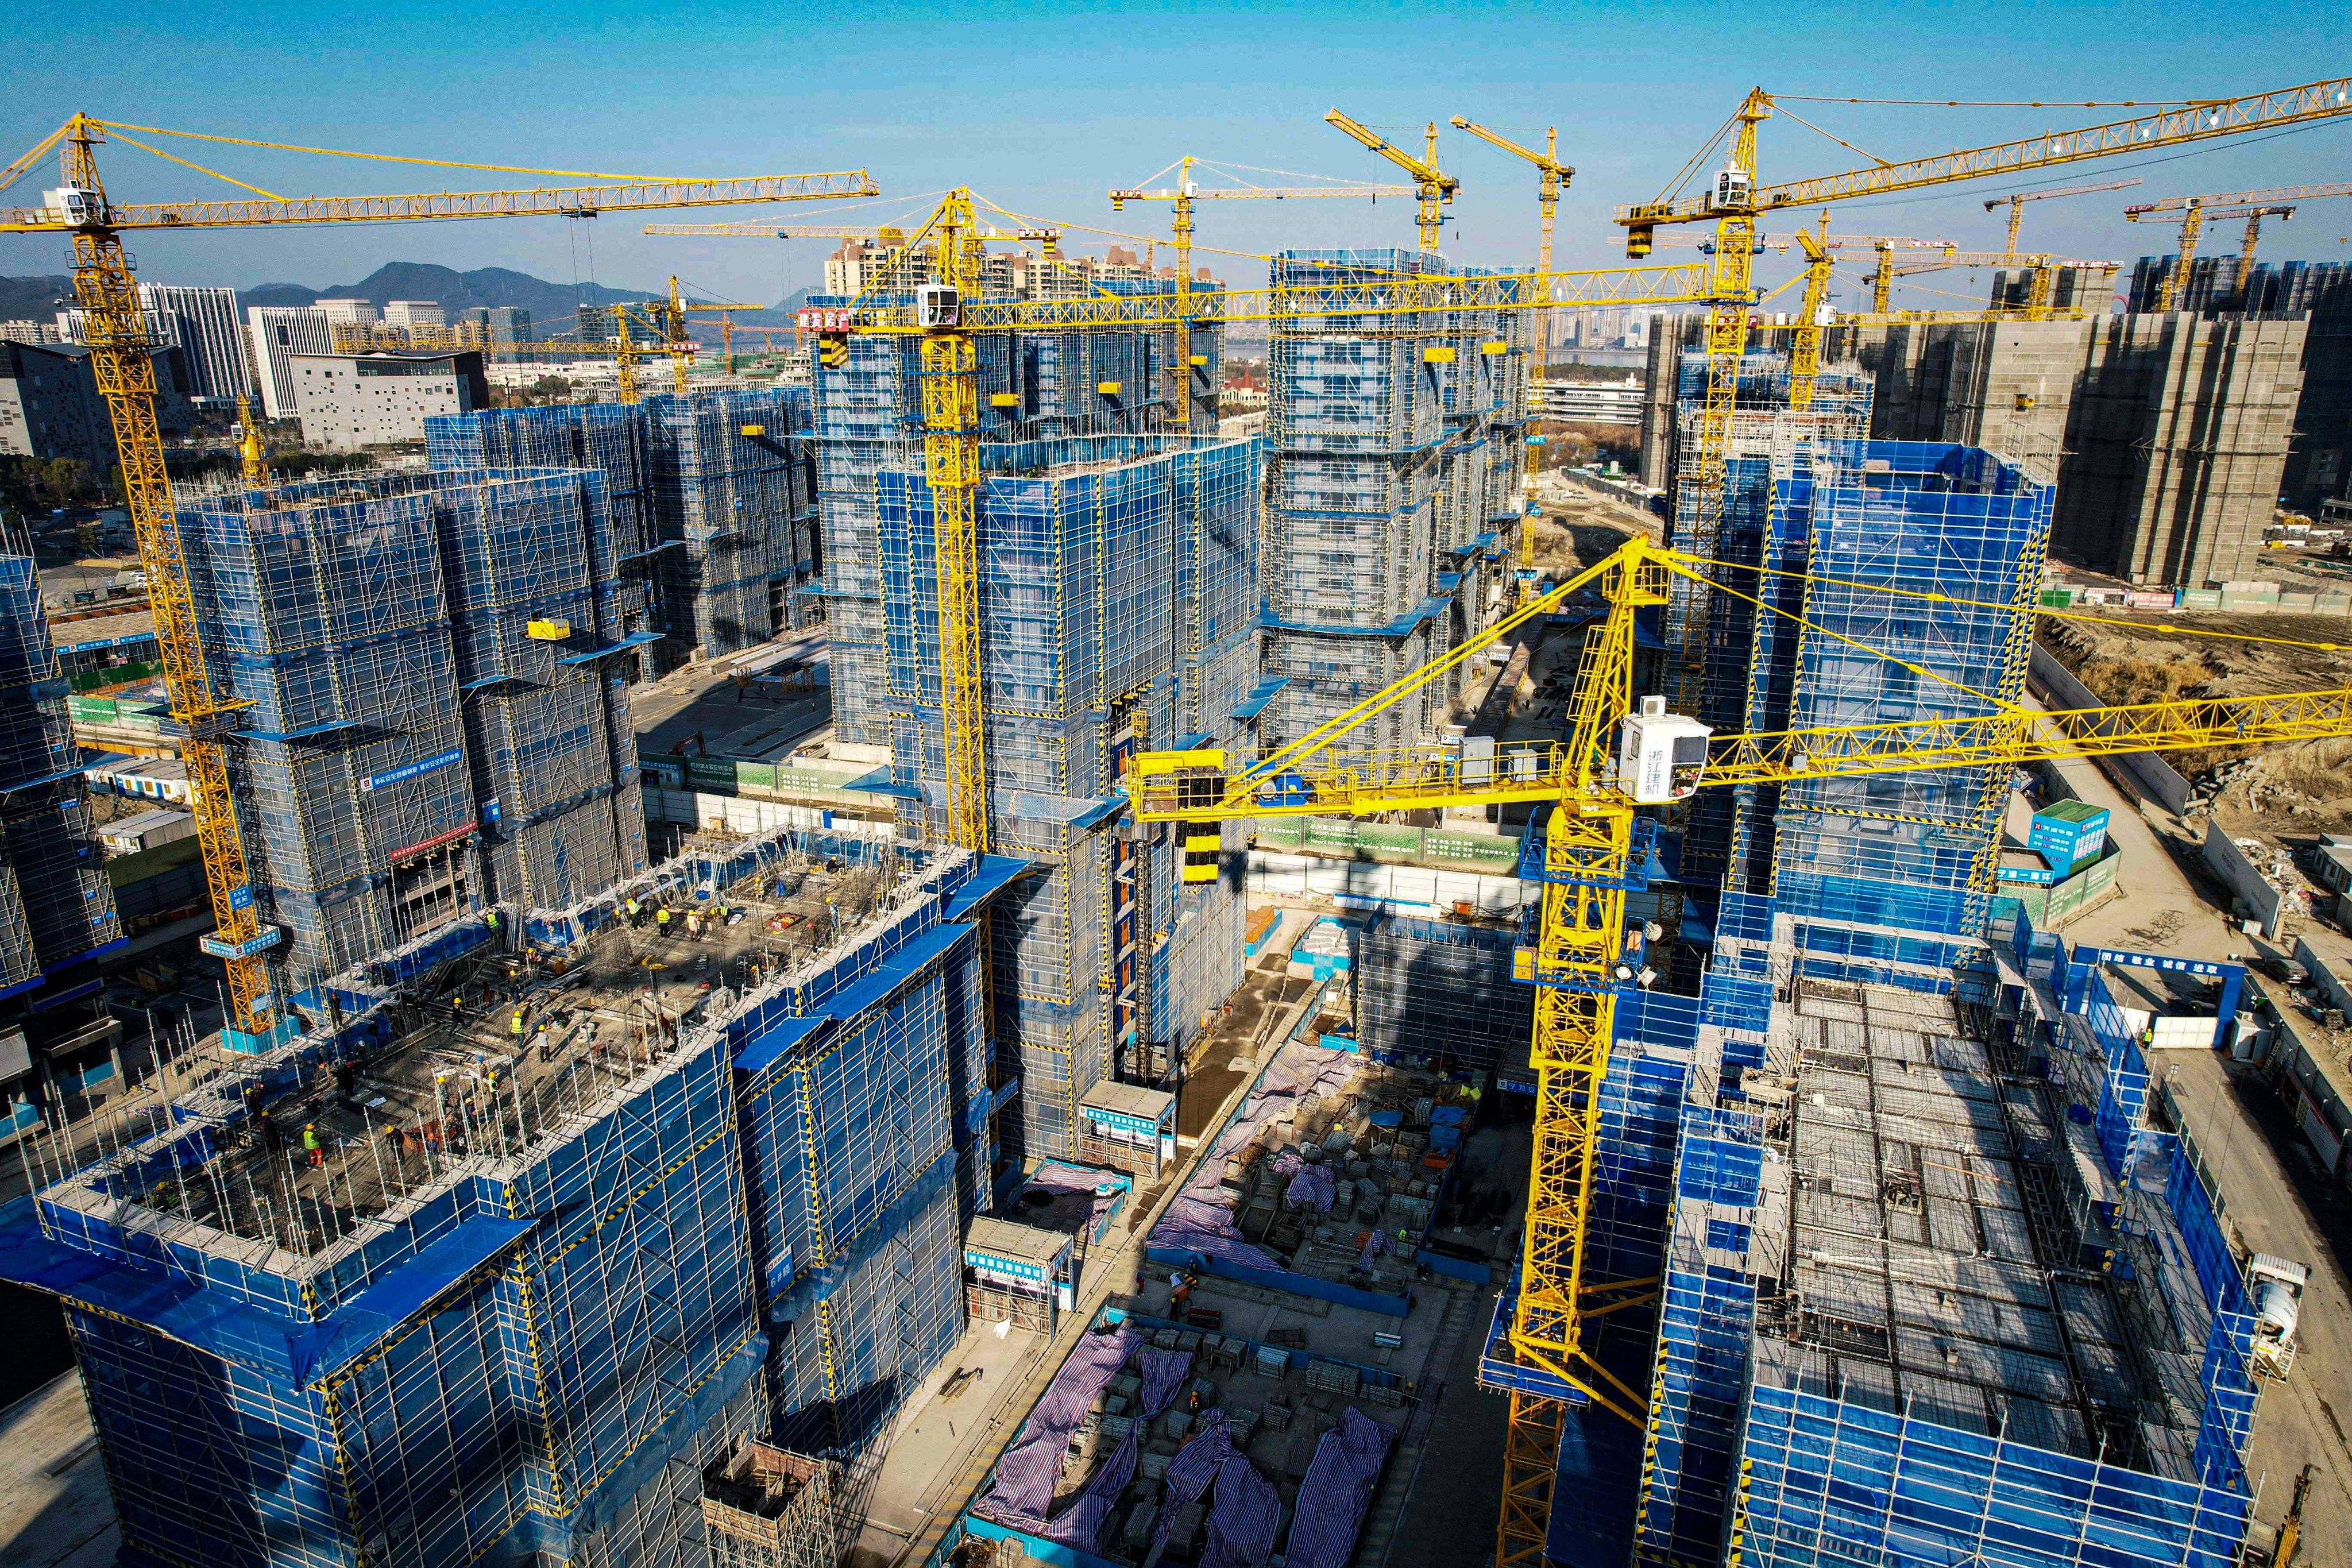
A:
287;349;488;451
245;305;333;419
0;341;115;472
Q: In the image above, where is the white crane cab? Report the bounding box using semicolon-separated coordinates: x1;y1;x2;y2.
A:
916;284;962;330
1618;696;1712;804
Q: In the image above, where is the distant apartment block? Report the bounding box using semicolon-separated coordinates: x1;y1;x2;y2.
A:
382;299;445;329
244;305;332;418
288;349;487;451
0;320;63;346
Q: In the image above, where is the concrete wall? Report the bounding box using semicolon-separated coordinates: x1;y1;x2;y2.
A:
2291;934;2352;1018
1636;312;1708;491
2202;818;2285;939
2054;314;2309;588
2026;645;2195;813
1858;318;2088;486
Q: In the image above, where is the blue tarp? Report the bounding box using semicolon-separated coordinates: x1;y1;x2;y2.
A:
943;853;1039;923
0;1196;535;1388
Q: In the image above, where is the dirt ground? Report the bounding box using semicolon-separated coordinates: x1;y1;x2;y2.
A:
2040;615;2352;836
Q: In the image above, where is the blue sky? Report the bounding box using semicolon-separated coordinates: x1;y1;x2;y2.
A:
6;0;2351;311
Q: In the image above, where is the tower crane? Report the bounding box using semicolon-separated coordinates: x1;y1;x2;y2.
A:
1861;244;2118;316
234;396;268;486
0;111;875;1049
1448;120;1573;582
657;276;762;394
2128;181;2352;306
1123;533;2352;1563
1107;157;1407;422
1983;176;2142;256
1323;111;1458;248
1527;74;2352;1568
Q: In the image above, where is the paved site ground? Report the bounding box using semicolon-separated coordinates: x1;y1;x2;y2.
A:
2036;725;2352;1565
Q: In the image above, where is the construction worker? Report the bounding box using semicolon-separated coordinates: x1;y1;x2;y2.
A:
686;909;704;941
655;906;671;935
302;1122;323;1170
624;895;642;928
511;1007;527;1038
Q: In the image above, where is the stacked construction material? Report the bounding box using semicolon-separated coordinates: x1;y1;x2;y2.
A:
1260;249;1532;756
0;553;121;993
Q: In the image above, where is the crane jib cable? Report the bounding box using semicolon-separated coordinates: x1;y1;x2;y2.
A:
1664;549;2348;653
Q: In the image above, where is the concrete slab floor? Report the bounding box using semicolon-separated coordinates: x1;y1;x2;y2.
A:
0;1373;119;1568
2029;725;2352;1564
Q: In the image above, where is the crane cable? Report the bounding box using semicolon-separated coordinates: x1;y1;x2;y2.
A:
90;119;691;183
1664;549;2348;652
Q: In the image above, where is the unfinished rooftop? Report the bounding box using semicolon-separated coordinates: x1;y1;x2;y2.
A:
27;827;941;1276
1745;981;2231;1482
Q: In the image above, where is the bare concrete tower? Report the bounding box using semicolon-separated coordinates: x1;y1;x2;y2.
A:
2054;313;2308;586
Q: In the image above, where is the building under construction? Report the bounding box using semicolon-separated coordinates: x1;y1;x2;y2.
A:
0;825;1024;1568
427;387;824;675
173;469;651;992
808;282;1252;1164
1259;248;1531;755
0;549;126;1140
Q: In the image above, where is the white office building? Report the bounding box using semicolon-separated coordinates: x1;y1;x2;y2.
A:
134;284;250;403
382;300;446;329
288;350;486;451
315;298;380;326
246;306;333;418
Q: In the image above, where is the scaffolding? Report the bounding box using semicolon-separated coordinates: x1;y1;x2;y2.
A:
174;469;652;990
1354;913;1531;1069
1259;248;1531;754
0;828;1013;1568
1765;441;2052;987
1623;904;2265;1568
701;1441;841;1568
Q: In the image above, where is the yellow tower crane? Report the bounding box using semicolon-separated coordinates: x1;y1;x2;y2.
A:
0;112;874;1048
1528;74;2352;1568
1983;176;2142;256
1323;111;1458;248
2129;181;2352;306
659;276;762;394
1107;157;1408;423
1448;119;1574;586
1125;535;2352;1567
234;395;268;486
1862;243;2118;317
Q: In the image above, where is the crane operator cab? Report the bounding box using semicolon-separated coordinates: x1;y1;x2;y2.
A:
1711;164;1754;211
1617;696;1712;804
916;283;961;330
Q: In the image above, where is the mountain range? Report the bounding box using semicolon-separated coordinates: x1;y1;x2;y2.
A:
1;264;814;331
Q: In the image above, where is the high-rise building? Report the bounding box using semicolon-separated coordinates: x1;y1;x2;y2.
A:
382;299;445;329
314;296;380;325
173;467;650;986
136;283;250;403
486;305;532;349
1257;248;1530;756
245;305;331;418
0;550;126;1144
0;319;63;346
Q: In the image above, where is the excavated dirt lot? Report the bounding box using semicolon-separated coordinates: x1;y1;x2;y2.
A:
2040;615;2352;836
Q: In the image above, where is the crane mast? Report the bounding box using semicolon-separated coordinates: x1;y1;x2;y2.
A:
6;111;875;1046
